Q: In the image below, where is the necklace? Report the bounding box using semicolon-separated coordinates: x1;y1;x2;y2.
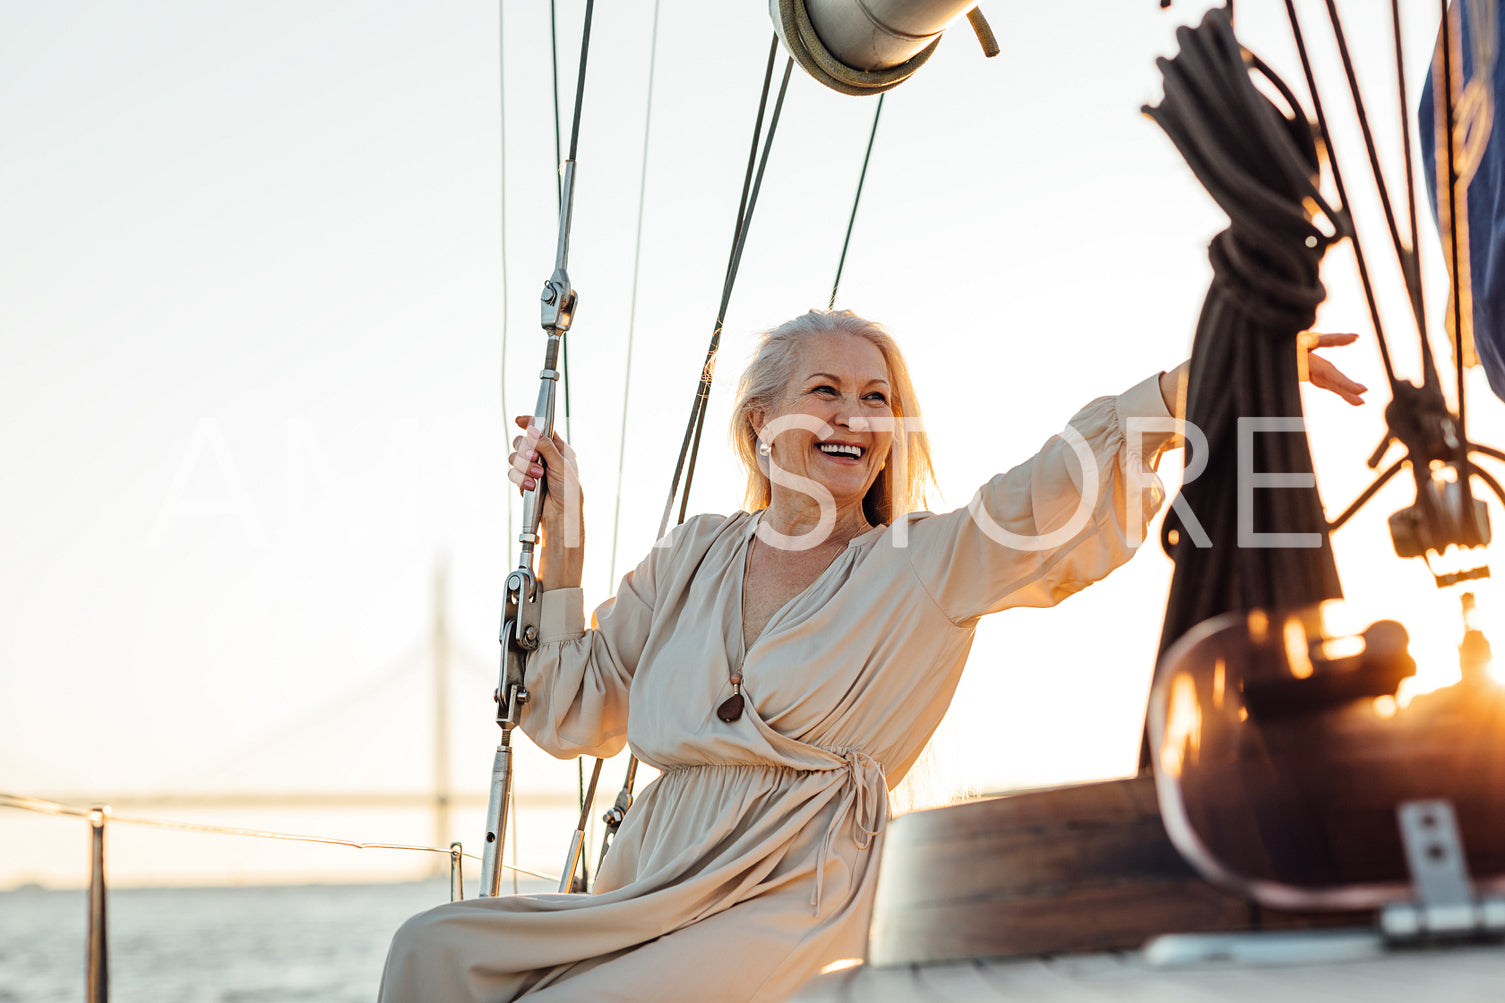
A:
717;673;746;723
718;520;870;724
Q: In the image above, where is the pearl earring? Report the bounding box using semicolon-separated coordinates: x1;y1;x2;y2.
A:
757;441;771;457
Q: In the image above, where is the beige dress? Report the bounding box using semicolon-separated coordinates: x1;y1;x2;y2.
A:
379;374;1176;1002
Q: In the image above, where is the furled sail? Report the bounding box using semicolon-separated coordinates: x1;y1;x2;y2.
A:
1144;9;1344;668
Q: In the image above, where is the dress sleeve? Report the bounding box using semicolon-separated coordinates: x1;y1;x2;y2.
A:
905;372;1179;625
518;529;678;760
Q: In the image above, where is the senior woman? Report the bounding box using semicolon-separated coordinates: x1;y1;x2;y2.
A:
379;309;1364;1002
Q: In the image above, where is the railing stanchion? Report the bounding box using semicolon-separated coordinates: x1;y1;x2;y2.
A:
87;806;109;1003
450;841;465;901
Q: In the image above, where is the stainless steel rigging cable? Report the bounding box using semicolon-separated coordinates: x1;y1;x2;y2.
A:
609;0;664;591
1393;0;1428;341
496;2;526;893
665;44;795;534
499;1;514;594
549;0;592;898
482;0;596;898
551;0;574;443
1319;0;1435;371
594;42;796;873
1281;0;1400;390
589;0;669;899
0;793;557;881
1280;0;1489;566
551;0;563;211
829;93;886;310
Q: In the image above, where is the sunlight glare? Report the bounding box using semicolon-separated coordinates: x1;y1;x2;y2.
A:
820;958;862;975
1317;635;1366;660
1247;609;1269;643
1159;673;1201;779
1283;617;1315;679
1395;601;1469;705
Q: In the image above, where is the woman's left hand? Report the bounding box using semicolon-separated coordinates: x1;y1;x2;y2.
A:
1304;332;1367;406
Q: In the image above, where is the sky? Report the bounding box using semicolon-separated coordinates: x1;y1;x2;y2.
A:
4;0;1503;888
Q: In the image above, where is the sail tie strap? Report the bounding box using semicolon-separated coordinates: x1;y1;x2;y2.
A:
810;749;887;914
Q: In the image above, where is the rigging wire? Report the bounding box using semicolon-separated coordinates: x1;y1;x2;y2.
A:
1273;0;1493;559
1329;457;1408;531
499;1;515;561
1439;0;1477;517
654;37;784;537
550;0;564;210
1282;0;1402;391
1319;0;1436;379
1253;0;1498;548
548;0;598;894
668;47;795;533
1393;0;1427;336
550;0;574;443
719;39;783;322
829;93;886;310
608;0;664;590
594;42;796;876
0;792;559;882
496;0;526;899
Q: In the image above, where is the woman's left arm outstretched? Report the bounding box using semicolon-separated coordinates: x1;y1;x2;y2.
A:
906;372;1180;625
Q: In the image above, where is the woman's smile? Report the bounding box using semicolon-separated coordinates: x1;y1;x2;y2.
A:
815;440;865;462
754;330;896;524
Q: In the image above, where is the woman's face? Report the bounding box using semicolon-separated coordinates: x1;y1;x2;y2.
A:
753;330;896;521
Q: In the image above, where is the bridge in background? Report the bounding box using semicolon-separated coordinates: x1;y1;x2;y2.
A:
35;562;589;875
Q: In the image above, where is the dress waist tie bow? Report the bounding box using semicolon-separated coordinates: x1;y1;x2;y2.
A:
811;749;887;915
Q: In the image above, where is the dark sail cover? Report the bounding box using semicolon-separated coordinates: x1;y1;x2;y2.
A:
1139;11;1505;912
1420;0;1505;401
1144;9;1344;669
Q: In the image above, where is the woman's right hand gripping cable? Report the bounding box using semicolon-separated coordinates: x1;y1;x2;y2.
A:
508;415;585;590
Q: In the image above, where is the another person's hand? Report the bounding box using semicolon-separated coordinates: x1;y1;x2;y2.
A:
1303;332;1367;406
1158;332;1369;416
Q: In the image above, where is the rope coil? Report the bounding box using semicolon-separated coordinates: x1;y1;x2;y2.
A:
1144;8;1343;669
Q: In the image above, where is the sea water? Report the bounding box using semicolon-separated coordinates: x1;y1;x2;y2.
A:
0;878;552;1002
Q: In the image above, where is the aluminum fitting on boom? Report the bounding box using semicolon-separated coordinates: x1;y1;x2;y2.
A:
771;0;997;96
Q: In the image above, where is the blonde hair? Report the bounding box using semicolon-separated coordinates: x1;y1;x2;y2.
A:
731;309;934;524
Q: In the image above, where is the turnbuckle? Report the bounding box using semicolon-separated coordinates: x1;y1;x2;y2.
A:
541;159;581;337
541;265;577;336
602;786;633;829
497;566;542;725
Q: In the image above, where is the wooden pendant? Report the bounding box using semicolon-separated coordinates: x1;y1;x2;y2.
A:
716;672;745;723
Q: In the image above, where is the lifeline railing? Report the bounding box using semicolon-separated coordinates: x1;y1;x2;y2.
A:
0;792;559;1003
